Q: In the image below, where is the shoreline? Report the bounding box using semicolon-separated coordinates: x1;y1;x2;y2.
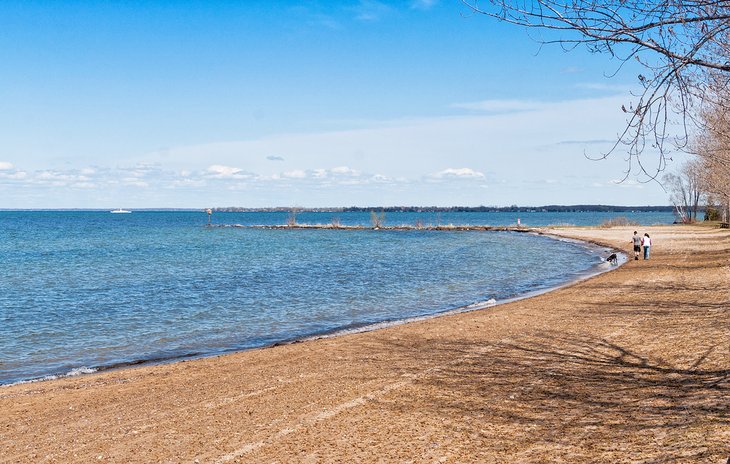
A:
2;230;621;387
301;232;626;343
2;225;727;462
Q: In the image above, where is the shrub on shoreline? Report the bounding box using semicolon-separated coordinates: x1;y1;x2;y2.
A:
599;216;639;228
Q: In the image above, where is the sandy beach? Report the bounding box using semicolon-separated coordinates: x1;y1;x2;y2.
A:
1;225;728;463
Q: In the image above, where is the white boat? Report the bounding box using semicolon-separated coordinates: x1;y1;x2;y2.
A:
110;208;132;214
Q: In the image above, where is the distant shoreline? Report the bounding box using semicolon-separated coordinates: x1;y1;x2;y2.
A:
0;204;678;213
214;205;678;213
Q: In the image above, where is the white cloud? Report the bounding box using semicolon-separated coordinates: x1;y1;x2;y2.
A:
122;164;161;178
35;170;92;183
267;166;394;189
0;170;27;180
0;161;14;170
431;168;485;179
330;166;360;176
311;169;328;178
1;93;673;208
123;180;150;188
170;178;206;188
282;170;307;179
72;182;97;189
114;92;666;206
205;164;254;179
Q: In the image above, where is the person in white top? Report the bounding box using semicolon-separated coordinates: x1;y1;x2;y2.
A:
642;233;652;260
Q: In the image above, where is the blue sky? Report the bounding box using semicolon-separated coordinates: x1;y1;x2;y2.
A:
0;0;680;208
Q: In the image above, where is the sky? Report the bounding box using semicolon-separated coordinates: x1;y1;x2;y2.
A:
0;0;685;208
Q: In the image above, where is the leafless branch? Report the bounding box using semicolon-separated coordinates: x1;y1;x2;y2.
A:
463;0;730;178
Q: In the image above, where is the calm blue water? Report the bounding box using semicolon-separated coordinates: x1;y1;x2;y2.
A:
0;211;673;385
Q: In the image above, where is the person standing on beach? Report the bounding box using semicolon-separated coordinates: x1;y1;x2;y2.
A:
642;233;652;260
631;231;642;260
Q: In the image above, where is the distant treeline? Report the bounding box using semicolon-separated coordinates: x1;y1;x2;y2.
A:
213;205;676;213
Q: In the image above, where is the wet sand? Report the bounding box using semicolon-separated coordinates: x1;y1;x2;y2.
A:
1;225;728;463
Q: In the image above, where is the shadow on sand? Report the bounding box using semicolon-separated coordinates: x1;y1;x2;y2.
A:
381;331;729;462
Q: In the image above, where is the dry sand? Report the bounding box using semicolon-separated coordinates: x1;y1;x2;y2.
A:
1;225;728;463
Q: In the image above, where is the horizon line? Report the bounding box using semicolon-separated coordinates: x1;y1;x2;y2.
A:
0;204;676;212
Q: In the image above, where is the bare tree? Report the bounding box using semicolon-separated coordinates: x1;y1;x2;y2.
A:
463;0;730;178
695;89;730;221
370;210;385;229
663;158;705;222
286;207;301;227
699;156;730;221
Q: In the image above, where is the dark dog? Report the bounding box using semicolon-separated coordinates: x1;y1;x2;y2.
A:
606;253;618;264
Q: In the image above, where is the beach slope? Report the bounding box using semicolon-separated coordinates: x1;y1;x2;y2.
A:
1;226;728;463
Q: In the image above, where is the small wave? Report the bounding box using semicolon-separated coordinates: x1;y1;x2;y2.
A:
66;366;98;377
6;366;98;387
464;298;497;310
